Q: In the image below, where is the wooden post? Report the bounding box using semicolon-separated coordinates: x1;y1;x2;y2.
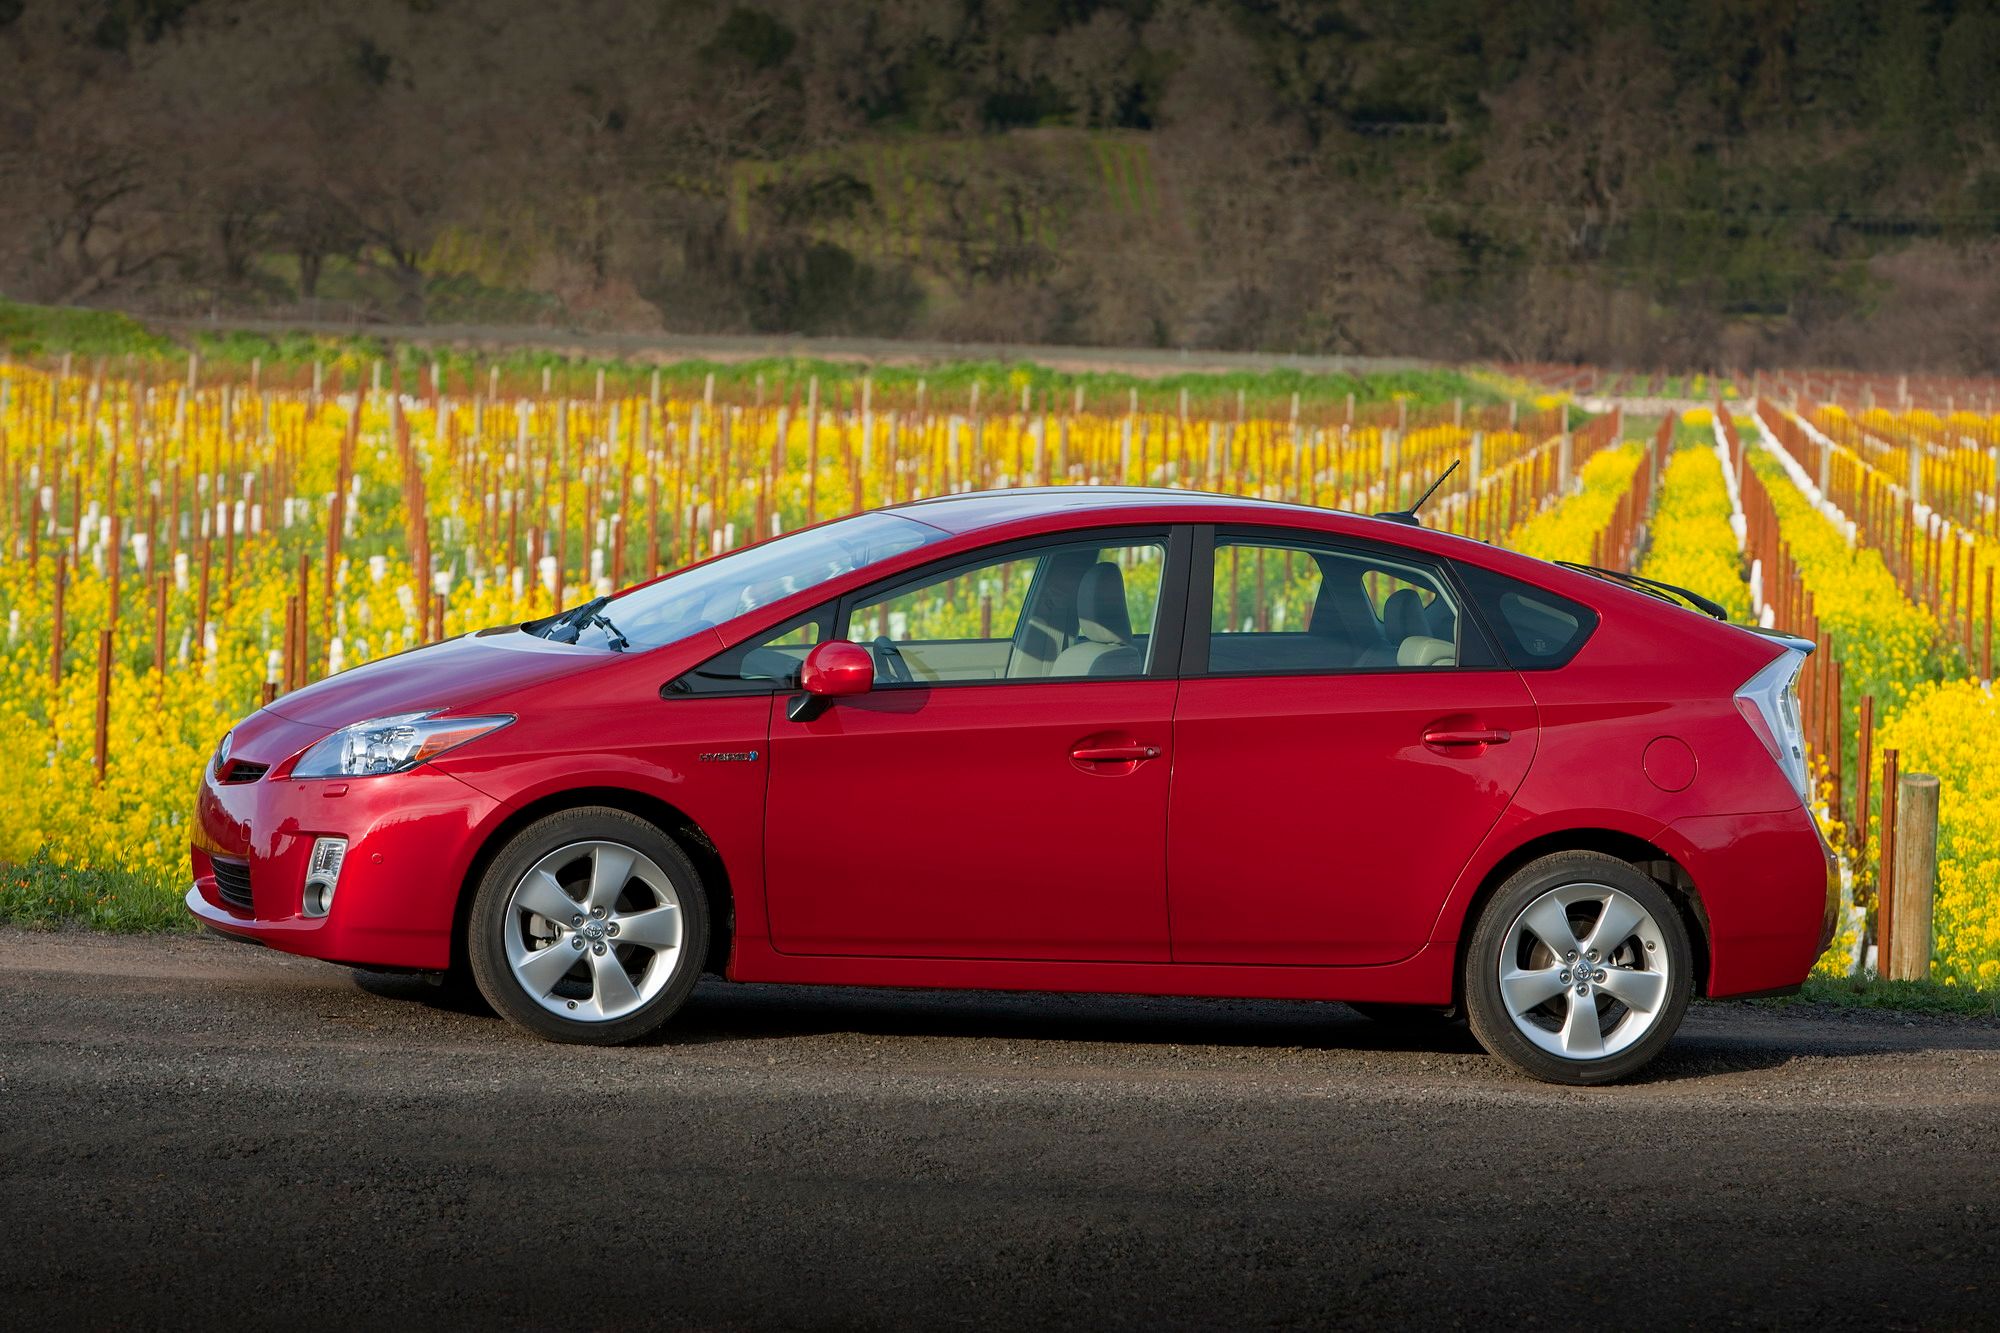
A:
106;512;122;631
1853;695;1874;862
51;553;66;688
806;376;820;523
222;499;236;607
93;628;113;782
1986;566;1994;681
1878;749;1899;970
196;541;212;652
153;573;169;673
1887;772;1941;982
297;552;311;682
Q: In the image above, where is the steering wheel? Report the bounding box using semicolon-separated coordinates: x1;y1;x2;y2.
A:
873;635;914;685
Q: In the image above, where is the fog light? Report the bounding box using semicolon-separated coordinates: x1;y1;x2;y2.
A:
302;837;347;918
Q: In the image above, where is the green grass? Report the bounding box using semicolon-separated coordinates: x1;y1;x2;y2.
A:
0;848;192;933
185;344;1492;413
0;301;177;359
1759;975;2000;1019
0;299;1494;411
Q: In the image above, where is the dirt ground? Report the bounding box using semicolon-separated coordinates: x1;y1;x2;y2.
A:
3;928;1996;1330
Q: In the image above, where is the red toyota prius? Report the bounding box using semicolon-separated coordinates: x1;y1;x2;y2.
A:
188;487;1836;1084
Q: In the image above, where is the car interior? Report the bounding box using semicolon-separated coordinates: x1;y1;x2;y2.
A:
1206;545;1461;674
852;543;1164;683
675;534;1470;693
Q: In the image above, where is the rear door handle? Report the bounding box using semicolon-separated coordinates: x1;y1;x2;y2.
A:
1423;727;1511;747
1071;742;1162;762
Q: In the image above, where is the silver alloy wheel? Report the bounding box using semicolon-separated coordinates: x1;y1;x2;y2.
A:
502;840;684;1022
1496;881;1673;1061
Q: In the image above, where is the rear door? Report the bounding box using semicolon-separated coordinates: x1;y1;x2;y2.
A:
1167;528;1538;966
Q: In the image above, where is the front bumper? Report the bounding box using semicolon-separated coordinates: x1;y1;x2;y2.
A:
188;760;503;971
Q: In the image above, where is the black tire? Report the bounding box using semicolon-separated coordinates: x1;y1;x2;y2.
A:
421;964;491;1012
1463;851;1693;1086
467;806;709;1045
1346;1002;1463;1026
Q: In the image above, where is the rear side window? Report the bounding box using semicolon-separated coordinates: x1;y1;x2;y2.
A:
1454;562;1598;669
1207;536;1495;674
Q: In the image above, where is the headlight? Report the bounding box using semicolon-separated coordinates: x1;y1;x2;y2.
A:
291;712;513;779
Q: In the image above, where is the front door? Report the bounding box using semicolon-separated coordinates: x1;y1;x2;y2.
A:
763;530;1186;961
1168;531;1538;965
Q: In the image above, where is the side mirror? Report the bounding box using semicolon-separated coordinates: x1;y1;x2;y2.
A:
788;639;874;721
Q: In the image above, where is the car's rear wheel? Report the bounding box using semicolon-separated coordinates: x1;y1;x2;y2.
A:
1464;852;1692;1085
468;807;708;1045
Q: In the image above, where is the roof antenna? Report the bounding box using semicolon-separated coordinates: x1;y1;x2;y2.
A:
1375;459;1460;527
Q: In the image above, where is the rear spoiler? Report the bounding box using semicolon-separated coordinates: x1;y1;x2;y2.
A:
1741;627;1816;655
1552;562;1731;622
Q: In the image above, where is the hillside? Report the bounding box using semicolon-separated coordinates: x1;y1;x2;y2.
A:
3;0;1998;369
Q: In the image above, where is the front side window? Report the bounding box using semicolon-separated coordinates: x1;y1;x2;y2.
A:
846;538;1168;684
666;614;828;695
1208;536;1484;674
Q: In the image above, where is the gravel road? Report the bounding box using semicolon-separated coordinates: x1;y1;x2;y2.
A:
3;928;1997;1330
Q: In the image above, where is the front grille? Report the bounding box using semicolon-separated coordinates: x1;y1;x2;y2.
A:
211;856;254;913
219;760;268;785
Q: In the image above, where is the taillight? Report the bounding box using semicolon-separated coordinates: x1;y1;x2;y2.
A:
1735;648;1811;804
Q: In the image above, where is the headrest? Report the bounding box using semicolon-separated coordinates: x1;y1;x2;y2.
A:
1383;587;1429;641
1037;550;1097;640
1396;635;1455;667
1309;564;1383;652
1076;563;1132;644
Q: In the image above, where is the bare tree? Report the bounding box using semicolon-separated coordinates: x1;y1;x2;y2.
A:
0;7;183;303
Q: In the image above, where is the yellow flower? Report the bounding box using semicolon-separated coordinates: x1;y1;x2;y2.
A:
1511;444;1642;564
1639;444;1752;623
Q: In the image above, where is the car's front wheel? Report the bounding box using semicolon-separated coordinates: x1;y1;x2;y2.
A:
468;807;709;1044
1463;852;1692;1085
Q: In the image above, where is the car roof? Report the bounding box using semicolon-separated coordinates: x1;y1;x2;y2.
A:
876;486;1733;631
885;486;1363;535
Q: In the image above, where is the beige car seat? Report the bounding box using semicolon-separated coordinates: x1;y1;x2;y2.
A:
1383;586;1454;665
1050;563;1144;678
1397;635;1456;667
1007;549;1096;678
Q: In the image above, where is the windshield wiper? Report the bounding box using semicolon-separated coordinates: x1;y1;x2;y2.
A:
542;594;612;644
1553;561;1730;622
582;611;629;652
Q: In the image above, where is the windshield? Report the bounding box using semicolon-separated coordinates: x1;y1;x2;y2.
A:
561;511;948;651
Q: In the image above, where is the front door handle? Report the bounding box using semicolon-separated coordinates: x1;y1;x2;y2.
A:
1423;727;1511;748
1071;742;1162;762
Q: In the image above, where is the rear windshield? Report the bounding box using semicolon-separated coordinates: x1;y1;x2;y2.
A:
1453;562;1598;669
603;512;948;650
